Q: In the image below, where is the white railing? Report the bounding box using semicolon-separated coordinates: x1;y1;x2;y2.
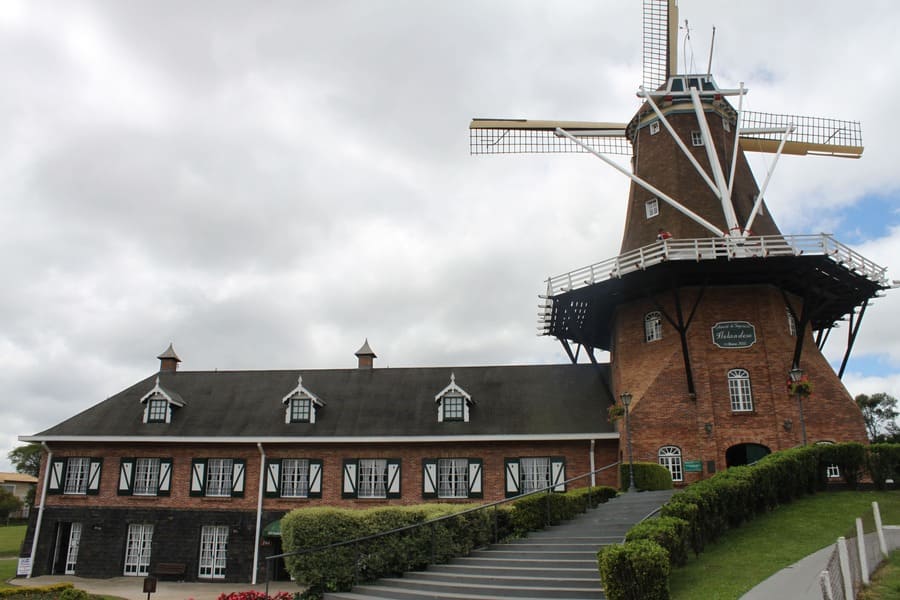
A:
543;234;890;297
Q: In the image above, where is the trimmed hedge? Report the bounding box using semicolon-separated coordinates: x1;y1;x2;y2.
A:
625;516;689;567
0;584;86;599
601;443;900;599
868;443;900;489
619;462;673;491
598;539;670;600
282;486;618;599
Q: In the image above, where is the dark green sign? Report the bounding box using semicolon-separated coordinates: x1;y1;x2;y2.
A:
711;321;756;349
683;460;703;473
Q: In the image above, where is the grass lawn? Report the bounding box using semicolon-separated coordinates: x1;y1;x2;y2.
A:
0;557;16;588
669;490;900;600
859;550;900;599
0;525;26;557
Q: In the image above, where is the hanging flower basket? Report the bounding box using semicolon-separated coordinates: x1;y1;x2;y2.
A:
787;376;813;397
607;404;625;422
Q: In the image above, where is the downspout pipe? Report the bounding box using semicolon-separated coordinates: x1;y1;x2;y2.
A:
590;440;596;487
28;442;52;578
252;442;266;585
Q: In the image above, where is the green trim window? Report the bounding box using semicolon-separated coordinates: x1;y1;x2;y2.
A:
48;457;103;496
146;399;168;423
342;458;401;499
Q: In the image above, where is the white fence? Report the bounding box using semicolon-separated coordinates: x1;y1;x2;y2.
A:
819;502;900;600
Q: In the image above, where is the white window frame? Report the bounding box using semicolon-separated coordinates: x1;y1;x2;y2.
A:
198;525;228;580
357;458;388;499
645;197;659;219
519;457;551;494
691;130;704;146
437;458;469;499
281;458;310;498
442;396;465;421
206;458;233;497
123;523;153;576
146;398;168;423
728;368;754;412
786;307;797;337
64;457;91;495
658;446;684;482
65;523;82;575
722;116;731;132
132;458;160;496
649;121;660;135
289;397;311;423
645;311;663;343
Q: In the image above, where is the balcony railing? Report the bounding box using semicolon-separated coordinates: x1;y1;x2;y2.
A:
542;234;890;298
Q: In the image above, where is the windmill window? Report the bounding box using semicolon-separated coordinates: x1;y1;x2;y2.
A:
281;459;310;498
658;446;683;482
722;117;731;132
519;457;552;494
786;307;797;337
649;121;660;135
205;459;233;497
688;77;700;90
645;311;663;342
691;131;704;146
358;459;388;499
645;198;659;219
133;458;160;496
728;368;754;412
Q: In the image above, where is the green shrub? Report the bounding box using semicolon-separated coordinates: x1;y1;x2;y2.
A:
868;444;900;489
820;442;867;489
598;539;670;600
508;486;618;535
625;516;689;567
57;590;91;600
0;583;77;598
659;501;701;556
619;462;673;491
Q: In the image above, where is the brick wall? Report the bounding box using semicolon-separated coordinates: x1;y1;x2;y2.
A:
612;284;867;485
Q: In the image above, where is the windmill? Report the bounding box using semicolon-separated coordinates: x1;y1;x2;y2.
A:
470;1;892;474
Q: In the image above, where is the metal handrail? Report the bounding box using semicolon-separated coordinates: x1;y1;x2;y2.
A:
542;233;890;299
264;461;621;594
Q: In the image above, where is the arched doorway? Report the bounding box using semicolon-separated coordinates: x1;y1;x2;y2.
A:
726;443;771;467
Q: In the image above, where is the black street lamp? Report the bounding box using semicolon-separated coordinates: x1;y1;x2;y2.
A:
789;367;808;446
620;392;636;492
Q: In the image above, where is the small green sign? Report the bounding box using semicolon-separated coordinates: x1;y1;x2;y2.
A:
711;321;757;349
683;460;703;473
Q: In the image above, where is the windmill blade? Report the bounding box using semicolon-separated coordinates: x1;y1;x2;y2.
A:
739;110;863;158
469;119;632;155
643;0;678;92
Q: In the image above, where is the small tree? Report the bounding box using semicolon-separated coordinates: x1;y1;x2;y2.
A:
0;488;23;523
855;393;900;441
8;443;43;477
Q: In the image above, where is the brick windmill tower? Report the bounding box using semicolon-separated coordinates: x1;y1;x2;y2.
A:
470;1;894;482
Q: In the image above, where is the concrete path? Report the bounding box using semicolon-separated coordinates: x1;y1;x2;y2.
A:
6;573;305;600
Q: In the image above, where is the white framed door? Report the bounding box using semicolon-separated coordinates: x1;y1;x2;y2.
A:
198;525;228;579
64;523;82;575
123;523;153;576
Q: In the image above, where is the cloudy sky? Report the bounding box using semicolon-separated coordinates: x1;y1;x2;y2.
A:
2;1;899;471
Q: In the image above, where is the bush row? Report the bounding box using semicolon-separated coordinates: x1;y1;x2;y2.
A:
0;584;93;599
598;443;899;600
281;485;617;599
618;462;674;492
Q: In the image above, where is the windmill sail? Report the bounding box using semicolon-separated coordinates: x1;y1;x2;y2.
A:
469;119;631;155
643;0;678;91
739;110;863;157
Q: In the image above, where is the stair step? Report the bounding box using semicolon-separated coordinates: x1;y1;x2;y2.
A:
404;570;600;586
352;578;604;599
430;563;598;578
326;587;594;600
450;556;596;569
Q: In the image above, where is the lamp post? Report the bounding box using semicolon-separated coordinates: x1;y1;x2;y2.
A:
789;367;808;446
620;392;636;492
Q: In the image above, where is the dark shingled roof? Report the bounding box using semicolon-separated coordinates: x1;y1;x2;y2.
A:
30;364;615;440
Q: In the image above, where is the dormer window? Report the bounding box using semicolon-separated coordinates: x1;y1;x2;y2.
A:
435;373;474;423
282;375;325;424
147;399;168;423
139;377;184;424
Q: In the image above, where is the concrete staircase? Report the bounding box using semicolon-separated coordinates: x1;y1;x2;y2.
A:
324;489;675;600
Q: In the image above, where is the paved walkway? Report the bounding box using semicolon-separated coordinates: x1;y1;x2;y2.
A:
6;573;305;600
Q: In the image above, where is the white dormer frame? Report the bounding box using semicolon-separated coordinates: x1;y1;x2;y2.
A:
139;377;185;424
282;375;325;424
434;373;474;423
